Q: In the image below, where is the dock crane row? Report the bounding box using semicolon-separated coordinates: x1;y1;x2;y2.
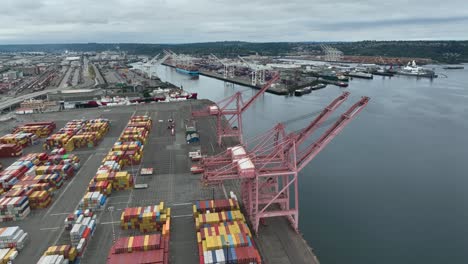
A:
193;92;370;233
209;53;236;79
192;73;281;145
238;56;271;86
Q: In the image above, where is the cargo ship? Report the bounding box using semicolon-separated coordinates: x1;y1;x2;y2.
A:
345;71;373;79
175;64;200;76
443;65;464;70
396;61;437;78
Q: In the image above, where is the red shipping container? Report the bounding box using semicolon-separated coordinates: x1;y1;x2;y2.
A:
151;233;162;250
107;249;164;264
133;235;144;251
163;237;169;254
82;227;91;240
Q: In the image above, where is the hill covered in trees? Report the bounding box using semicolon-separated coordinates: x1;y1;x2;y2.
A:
0;41;466;63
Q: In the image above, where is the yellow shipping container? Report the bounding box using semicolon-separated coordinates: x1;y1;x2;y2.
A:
202;240;207;252
127;236;134;253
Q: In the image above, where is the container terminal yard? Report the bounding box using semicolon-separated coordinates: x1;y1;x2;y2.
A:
0;100;327;264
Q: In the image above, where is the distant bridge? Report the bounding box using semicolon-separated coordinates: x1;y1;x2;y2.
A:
0;88;62;112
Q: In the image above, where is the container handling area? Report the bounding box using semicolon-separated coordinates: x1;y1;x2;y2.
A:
0;100;320;264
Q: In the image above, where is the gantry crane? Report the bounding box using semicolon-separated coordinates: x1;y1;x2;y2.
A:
192;73;280;146
197;92;370;233
209;54;235;79
238;56;269;86
142;52;172;79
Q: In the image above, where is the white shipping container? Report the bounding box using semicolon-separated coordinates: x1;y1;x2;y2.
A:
216;249;225;263
0;248;10;260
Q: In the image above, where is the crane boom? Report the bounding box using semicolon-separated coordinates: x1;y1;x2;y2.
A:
294;92;350;145
241;73;280;112
238;56;254;69
210;54;225;66
296;96;370;171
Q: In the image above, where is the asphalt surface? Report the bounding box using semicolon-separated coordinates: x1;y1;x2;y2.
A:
0;101;318;264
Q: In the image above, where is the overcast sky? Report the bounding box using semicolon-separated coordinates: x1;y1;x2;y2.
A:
1;0;467;44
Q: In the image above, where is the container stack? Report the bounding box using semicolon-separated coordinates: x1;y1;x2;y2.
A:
80;118;110;134
87;180;112;195
36;254;67;264
33;174;64;190
68;209;96;257
0;160;33;190
41;245;78;263
118;116;152;144
28;191;52;209
78;191;106;210
0;144;22;158
0;133;37;148
46;154;80;166
64;209;94;231
50;148;67;155
193;199;240;217
106;234;169;264
194;200;262;264
3;188;33;198
195;210;245;229
35;165;75;180
41;116;151;263
103;142;143;168
13;121;56;138
0;226;28;250
45;119;110;151
93;171;133;191
120;203;171;233
0;248;18;263
0;196;30;222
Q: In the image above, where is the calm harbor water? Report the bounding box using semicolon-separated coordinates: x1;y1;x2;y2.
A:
149;64;468;264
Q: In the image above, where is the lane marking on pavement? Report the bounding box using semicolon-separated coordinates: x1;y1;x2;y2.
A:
170;202;192;207
107;195;130;199
42;154;94;220
40;227;60;231
107;201;129;205
100;221;120;225
50;212;71;216
171;214;193;218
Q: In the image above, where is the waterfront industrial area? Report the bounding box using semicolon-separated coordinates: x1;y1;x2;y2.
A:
0;46;467;264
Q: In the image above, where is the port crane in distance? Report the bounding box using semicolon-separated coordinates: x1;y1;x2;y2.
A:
197;92;370;233
209;54;235;79
192;73;280;146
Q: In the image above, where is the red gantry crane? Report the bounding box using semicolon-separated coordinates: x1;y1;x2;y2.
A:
192;73;280;146
196;92;370;233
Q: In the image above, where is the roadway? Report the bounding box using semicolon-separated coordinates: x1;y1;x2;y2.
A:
0;87;63;112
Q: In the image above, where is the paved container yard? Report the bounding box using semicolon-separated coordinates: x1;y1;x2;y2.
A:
0;101;318;264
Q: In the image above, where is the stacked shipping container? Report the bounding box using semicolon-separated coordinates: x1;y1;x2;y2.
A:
41;115;153;262
106;234;169;264
0;144;22;158
0;248;18;263
0;226;28;250
12;122;56;138
0;134;37;149
0;152;81;221
45;119;110;152
120;203;171;233
194;199;262;264
40;245;78;263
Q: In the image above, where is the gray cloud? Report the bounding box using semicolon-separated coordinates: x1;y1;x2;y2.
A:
0;0;467;43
